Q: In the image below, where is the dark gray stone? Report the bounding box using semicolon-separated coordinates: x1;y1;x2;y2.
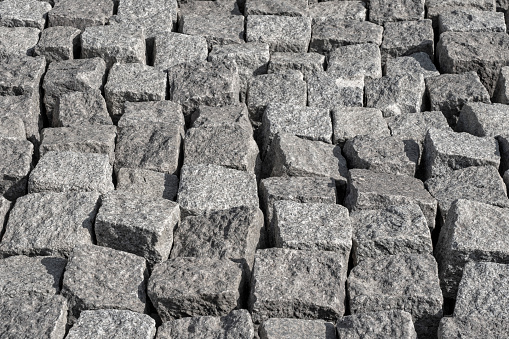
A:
337;311;418;339
48;0;113;31
268;52;324;80
438;315;509;338
369;0;424;25
192;103;252;133
0;0;51;30
307;72;364;110
0;27;40;57
327;43;382;79
179;14;245;50
34;26;81;62
0;138;33;200
53;89;111;127
457;102;509;137
153;32;208;71
386;111;451;145
308;1;366;24
331;107;390;145
494;66;509;103
116;168;179;201
245;0;308;16
385;52;440;79
381;20;434;64
0;94;41;144
260;318;335;339
438;9;506;34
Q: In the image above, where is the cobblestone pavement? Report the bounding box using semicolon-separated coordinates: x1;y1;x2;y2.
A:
1;0;509;338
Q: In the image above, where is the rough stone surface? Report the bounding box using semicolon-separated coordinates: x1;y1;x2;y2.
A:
426;0;496;28
245;0;308;16
369;0;425;25
0;196;11;228
268;52;324;80
0;138;33;200
179;0;241;17
48;0;113;31
0;116;25;140
148;257;244;321
494;66;509;103
439;9;506;34
0;191;100;257
0;94;42;144
309;1;366;24
118;100;184;134
34;26;81;62
260;318;336;339
153;32;208;71
457;102;509;137
385;52;440;79
0;0;51;30
332;107;390;145
116;168;179;201
337;311;418;339
438;315;509;338
179;14;244;50
53;90;112;127
381;20;434;63
28;151;114;194
0;55;46;97
307;72;364;110
386;111;451;145
327;43;382;79
192;103;252;134
0;27;40;57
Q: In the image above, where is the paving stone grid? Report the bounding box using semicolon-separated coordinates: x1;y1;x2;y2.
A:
3;0;509;338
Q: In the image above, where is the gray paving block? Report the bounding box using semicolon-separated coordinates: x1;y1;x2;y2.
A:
494;66;509;103
192;103;252;133
386;111;451;145
0;55;46;97
345;169;437;230
48;0;113;31
268;52;324;80
307;72;364;110
348;254;443;339
0;0;51;30
245;0;308;16
179;0;241;17
153;32;207;71
327;43;382;79
426;0;496;28
0;191;99;257
0;138;33;200
309;19;383;54
53;90;112;127
369;0;424;25
426;72;491;125
331;107;390;145
116;168;179;201
385;52;439;79
457;102;509;137
438;315;509;338
0;94;41;145
424;127;500;179
337;311;417;339
309;1;366;24
0;196;11;230
148;257;244;320
246;15;311;53
439;9;506;35
0;116;25;140
33;26;81;62
381;20;434;64
260;318;335;339
365;74;426;118
157;310;254;339
0;27;40;57
118;100;184;134
351;204;433;266
249;248;347;323
344;135;420;177
104;63;166;121
179;14;244;50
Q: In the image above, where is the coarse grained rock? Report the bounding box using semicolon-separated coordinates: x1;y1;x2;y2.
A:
385;52;440;79
426;0;496;28
0;138;33;200
260;318;336;339
53;90;112;127
307;72;364;110
369;0;424;25
0;94;41;145
118;100;184;134
48;0;113;31
148;257;244;320
192;103;252;134
153;32;208;71
337;310;417;339
179;14;245;50
494;66;509;103
438;9;506;35
268;52;324;80
332;107;390;145
0;27;40;57
327;43;382;79
0;0;51;30
0;55;46;97
245;0;308;16
438;315;509;338
116;168;179;201
0;116;25;140
386;111;451;145
381;19;433;64
179;0;241;17
34;26;81;62
345;169;437;230
309;1;366;24
0;196;11;228
0;191;100;257
457;102;509;137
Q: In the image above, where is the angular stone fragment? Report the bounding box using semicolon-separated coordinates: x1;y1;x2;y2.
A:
337;310;418;339
157;310;254;339
369;0;424;25
153;32;208;71
307;72;364;110
246;15;311;53
34;26;81;62
309;1;366;24
0;138;33;200
148;257;244;320
328;43;382;79
268;52;324;80
0;27;40;57
179;14;244;50
0;94;41;144
260;318;335;339
365;74;426;118
438;315;509;338
309;19;383;54
0;191;99;257
424;127;500;178
177;164;259;217
494;66;509;103
345;169;437;230
0;0;51;30
0;55;46;97
426;0;496;28
386;111;451;145
245;0;308;16
53;90;111;127
439;9;506;34
66;309;156;339
381;20;434;63
437;32;509;96
331;107;390;145
192;103;252;133
344;135;420;177
348;254;443;338
116;168;179;201
350;204;433;265
104;63;166;121
118;101;184;136
48;0;114;31
385;52;440;79
426;72;491;125
249;248;346;323
457;102;509;137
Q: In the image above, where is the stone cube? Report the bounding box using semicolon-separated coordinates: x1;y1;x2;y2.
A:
426;72;491;125
116;168;179;201
0;0;51;30
309;1;366;24
426;0;496;28
0;55;46;97
0;116;25;140
53;90;112;127
0;138;33;200
457;102;509;137
268;52;324;80
381;20;434;64
245;0;308;16
439;9;506;34
337;311;418;339
0;94;41;144
104;63;166;121
179;14;245;50
307;72;364;110
310;19;383;54
365;74;426;118
386;111;451;145
249;248;346;323
331;107;390;145
246;15;311;53
179;0;241;17
0;191;100;257
350;204;433;265
0;27;40;57
48;0;114;31
148;257;244;320
118;100;184;134
369;0;425;25
424;127;500;179
344;135;420;177
348;254;443;338
191;103;252;133
345;169;437;230
327;43;382;79
62;244;147;324
260;318;336;339
385;52;440;79
34;26;81;62
494;66;509;103
153;32;208;71
438;315;509;339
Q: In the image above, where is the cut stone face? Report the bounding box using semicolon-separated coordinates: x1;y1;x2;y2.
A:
457;102;509;137
43;58;106;125
365;74;426;118
327;43;382;79
0;196;11;229
0;94;41;145
309;1;366;24
177;164;259;217
0;55;46;97
53;90;112;127
307;72;364;110
437;32;509;96
494;66;509;104
0;0;51;30
337;310;418;339
28;151;113;194
438;9;506;34
386;111;451;145
426;0;496;28
0;138;33;200
40;125;117;165
345;169;437;230
247;73;306;123
436;199;509;299
425;72;491;125
48;0;114;31
0;27;40;57
0;191;100;257
348;253;443;339
116;168;179;201
423;127;500;179
385;52;439;79
381;20;434;64
95;190;180;265
268;52;324;80
157;310;254;339
148;257;244;320
33;26;81;62
66;309;156;339
0;116;25;140
438;315;509;339
260;318;336;339
179;14;244;50
331;107;390;145
153;32;208;71
368;0;425;25
118;100;184;134
104;63;166;121
192;103;252;133
350;204;433;265
249;248;347;323
246;15;311;53
309;19;383;54
245;0;308;16
425;166;509;225
179;0;241;17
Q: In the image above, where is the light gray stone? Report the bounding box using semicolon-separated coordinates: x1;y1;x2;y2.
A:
0;116;25;140
179;14;244;50
369;0;425;25
53;89;111;127
385;52;440;79
33;26;81;62
48;0;113;31
0;55;46;97
153;32;208;71
332;107;390;145
457;102;509;137
0;196;11;229
0;94;41;144
337;311;418;339
494;66;509;104
192;103;252;133
116;168;179;201
307;72;364;110
426;0;496;28
0;138;33;200
118;100;184;135
439;9;506;35
260;318;335;339
0;27;40;57
245;0;308;16
179;0;241;17
309;1;366;24
0;191;100;257
0;0;51;30
386;111;451;145
438;315;509;338
496;133;509;174
327;43;382;79
381;20;434;64
268;52;324;80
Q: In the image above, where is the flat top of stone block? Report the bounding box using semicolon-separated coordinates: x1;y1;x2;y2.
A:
192;103;252;133
385;52;439;79
153;32;208;71
0;113;27;140
49;0;114;30
0;0;52;30
457;102;509;137
0;138;33;177
438;31;509;61
439;9;506;33
44;57;106;94
369;0;425;24
327;43;382;79
36;25;81;48
40;125;117;149
105;63;166;93
309;1;366;23
0;27;40;57
179;14;245;50
386;111;450;144
438;315;509;338
382;19;433;49
336;310;417;339
332;106;390;144
245;0;309;16
260;318;336;339
115;168;179;201
0;55;46;96
119;100;184;129
179;0;241;16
